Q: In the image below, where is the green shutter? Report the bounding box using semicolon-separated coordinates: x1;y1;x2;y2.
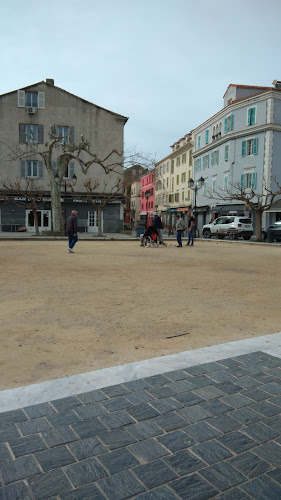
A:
206;130;209;144
247;109;251;126
203;157;205;169
207;155;209;168
242;141;246;157
198;159;201;171
230;114;233;131
194;159;197;173
241;174;245;189
224;118;227;133
252;172;257;189
211;152;214;166
252;108;256;124
224;145;228;161
253;137;258;155
216;150;219;164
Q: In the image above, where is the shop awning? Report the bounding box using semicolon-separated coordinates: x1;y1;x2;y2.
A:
167;208;179;212
214;204;245;215
265;199;281;212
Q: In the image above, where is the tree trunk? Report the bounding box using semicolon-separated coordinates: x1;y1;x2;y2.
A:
255;209;263;241
97;205;103;237
32;208;40;236
49;178;64;233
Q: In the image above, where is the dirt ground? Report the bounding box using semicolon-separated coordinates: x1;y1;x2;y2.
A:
1;239;281;390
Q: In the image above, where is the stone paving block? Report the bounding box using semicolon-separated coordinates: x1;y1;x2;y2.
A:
269;395;281;407
217;358;241;369
190;374;215;387
176;404;213;423
125;403;160;421
72;403;108;420
164;369;194;382
172;391;204;407
129;438;169;463
206;414;242;433
68;436;107;460
35;445;76;471
242;421;280;443
0;409;27;426
98;409;135;430
184;365;210;376
234;376;262;390
59;483;106;499
71;417;108;438
133;458;177;489
251;400;281;417
240;474;281;500
123;378;151;391
135;485;178;499
51;396;81;411
229;450;272;478
267;465;281;484
192;385;226;400
98;428;137;450
24;402;57;419
191;439;233;464
17;416;52;436
98;447;140;474
252;441;281;467
46;409;82;427
196;361;225;373
157;430;196;452
0;455;41;484
100;384;131;398
201;487;251;499
220;393;255;409
262;413;281;431
100;396;133;411
167;379;197;393
228;406;263;425
0;423;21;444
206;371;236;383
76;390;108;404
0;443;12;462
42;425;79;447
148;396;183;415
199;398;232;416
225;367;250;378
250;371;277;384
98;469;145;499
170;472;218;500
262;382;281;396
145;385;177;399
28;468;72;499
217;431;258;454
182;420;222;442
127;421;163;441
10;434;47;457
124;390;155;406
215;381;243;394
241;387;271;402
152;411;187;432
64;457;107;487
143;374;170;386
0;480;33;500
163;449;205;476
200;462;246;491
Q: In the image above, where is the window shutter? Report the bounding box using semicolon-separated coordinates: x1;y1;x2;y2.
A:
198;159;201;171
207;155;209;168
242;141;246;157
224;118;227;133
194;160;197;173
38;161;44;179
19;123;26;143
69;161;75;178
38;92;45;109
247;109;251;126
252;172;257;189
216;150;219;164
38;125;44;144
203;157;205;169
241;174;245;189
205;130;209;144
18;90;25;107
230;114;233;131
211;152;214;166
252;108;256;124
20;160;26;178
253;137;258;155
70;126;75;143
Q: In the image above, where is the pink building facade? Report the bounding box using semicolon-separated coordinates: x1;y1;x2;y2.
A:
140;172;155;227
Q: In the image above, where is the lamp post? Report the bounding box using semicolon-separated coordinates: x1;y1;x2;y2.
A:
188;176;204;234
144;189;151;226
54;173;77;231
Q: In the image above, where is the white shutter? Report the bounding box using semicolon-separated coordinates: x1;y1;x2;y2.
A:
38;92;45;109
18;90;25;107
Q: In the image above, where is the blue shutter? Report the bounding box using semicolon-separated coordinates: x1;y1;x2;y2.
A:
205;130;209;144
252;172;257;189
247;109;251;126
253;137;258;155
38;161;44;179
211;152;214;166
242;141;246;157
252;108;256;124
216;150;219;164
20;160;26;178
194;159;197;173
207;155;209;168
203;157;205;169
198;158;201;171
230;114;233;131
241;174;245;190
224;118;227;133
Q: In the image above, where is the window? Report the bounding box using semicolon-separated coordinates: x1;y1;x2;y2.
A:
203;155;209;169
176;175;179;185
175;193;179;202
189;150;192;166
211;150;219;166
247;107;256;126
64;161;75;179
242;138;258;157
182;191;185;201
197;135;201;148
26;92;38;107
182;153;186;164
224;145;229;161
166;178;169;187
171;160;174;174
19;124;44;144
241;172;257;190
205;129;209;144
18;90;45;108
172;177;174;190
203;180;207;195
224;114;233;133
176;157;180;167
212;177;217;192
181;172;186;183
20;160;44;178
224;175;228;191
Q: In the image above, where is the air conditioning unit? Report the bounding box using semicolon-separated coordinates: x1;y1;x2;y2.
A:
27;107;36;114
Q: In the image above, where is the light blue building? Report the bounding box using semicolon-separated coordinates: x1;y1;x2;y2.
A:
192;82;281;233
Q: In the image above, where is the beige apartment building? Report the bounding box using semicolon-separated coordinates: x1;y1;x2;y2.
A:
0;79;128;233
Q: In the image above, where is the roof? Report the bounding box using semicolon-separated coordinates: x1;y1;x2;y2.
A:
223;84;273;98
0;80;128;122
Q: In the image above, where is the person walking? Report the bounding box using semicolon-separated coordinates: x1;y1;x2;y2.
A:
66;210;78;253
152;213;164;244
175;214;185;247
186;211;195;246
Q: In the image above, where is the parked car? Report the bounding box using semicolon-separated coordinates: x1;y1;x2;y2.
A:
262;221;281;242
202;216;253;240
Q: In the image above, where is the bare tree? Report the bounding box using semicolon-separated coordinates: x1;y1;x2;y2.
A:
0;179;45;236
208;178;281;240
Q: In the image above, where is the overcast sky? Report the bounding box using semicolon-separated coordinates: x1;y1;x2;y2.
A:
1;0;281;161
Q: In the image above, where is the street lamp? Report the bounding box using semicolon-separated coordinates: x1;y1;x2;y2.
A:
188;176;204;234
54;173;77;230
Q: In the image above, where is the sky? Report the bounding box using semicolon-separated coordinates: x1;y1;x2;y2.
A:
1;0;281;162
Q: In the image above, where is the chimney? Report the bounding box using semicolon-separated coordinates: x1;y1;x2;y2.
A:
46;79;54;86
272;79;281;89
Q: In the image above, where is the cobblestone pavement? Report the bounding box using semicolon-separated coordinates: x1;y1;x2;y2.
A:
1;351;281;499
